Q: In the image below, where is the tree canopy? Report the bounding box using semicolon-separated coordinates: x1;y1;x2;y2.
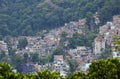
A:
0;0;120;37
0;58;120;79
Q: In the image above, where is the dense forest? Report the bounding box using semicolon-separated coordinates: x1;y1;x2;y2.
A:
0;0;120;37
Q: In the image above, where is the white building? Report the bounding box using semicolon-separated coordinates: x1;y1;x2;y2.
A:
94;35;105;54
53;55;69;77
0;41;8;54
113;51;120;58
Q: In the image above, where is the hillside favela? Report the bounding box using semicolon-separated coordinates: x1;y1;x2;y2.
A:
0;0;120;79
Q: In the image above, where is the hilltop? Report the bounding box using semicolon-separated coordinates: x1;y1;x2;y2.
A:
0;0;120;38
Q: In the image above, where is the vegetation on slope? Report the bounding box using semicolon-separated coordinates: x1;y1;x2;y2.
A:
0;0;120;37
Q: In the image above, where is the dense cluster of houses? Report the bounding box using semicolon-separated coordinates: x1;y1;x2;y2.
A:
0;19;86;76
94;15;120;58
14;19;86;57
1;15;120;75
21;55;69;77
53;55;69;77
68;46;94;72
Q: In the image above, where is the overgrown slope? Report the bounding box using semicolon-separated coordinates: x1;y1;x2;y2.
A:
0;0;120;37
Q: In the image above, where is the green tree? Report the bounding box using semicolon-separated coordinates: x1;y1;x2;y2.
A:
60;31;68;47
68;32;85;49
22;25;34;36
68;59;78;73
36;70;62;79
114;35;120;51
23;53;29;63
30;53;39;63
88;59;120;79
0;50;6;61
11;53;24;72
99;46;112;60
50;46;65;62
17;37;28;50
67;72;87;79
52;46;65;55
60;31;68;38
1;0;119;38
0;62;14;79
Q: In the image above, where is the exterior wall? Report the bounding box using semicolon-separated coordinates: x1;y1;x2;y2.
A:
94;38;105;54
0;41;8;53
113;52;120;58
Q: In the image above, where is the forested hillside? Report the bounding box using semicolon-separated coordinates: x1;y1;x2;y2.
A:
0;0;120;37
